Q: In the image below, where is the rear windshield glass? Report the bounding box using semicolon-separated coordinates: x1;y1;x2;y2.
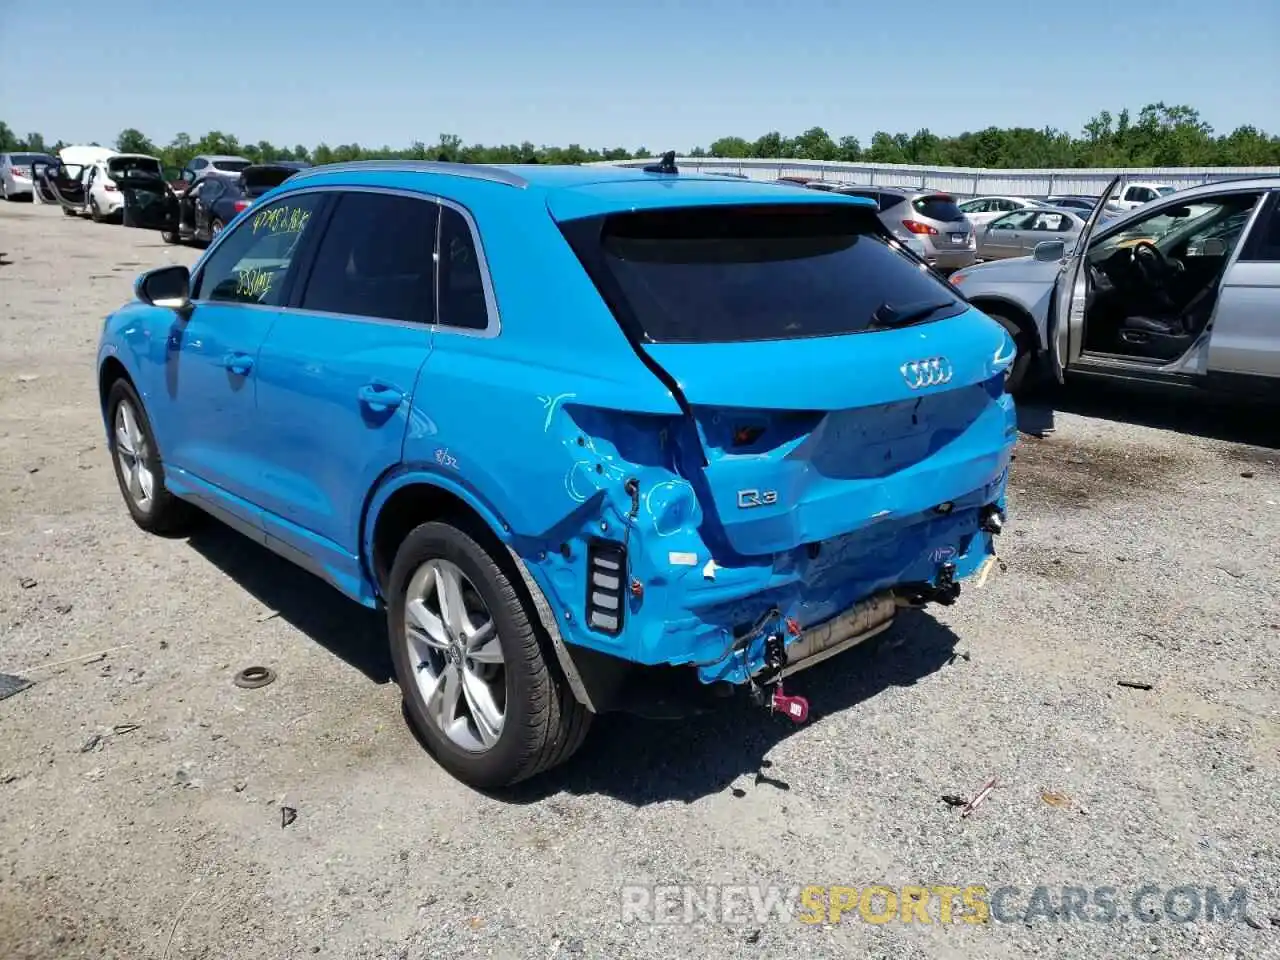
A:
108;157;162;179
212;160;251;173
576;204;966;344
9;153;53;165
241;168;295;196
912;195;965;222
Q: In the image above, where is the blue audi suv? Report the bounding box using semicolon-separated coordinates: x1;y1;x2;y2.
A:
97;157;1017;788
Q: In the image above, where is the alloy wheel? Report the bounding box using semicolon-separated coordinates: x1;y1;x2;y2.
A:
403;559;507;752
114;400;155;512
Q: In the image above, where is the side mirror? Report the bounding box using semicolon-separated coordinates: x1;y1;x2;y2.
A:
1033;239;1067;262
136;265;192;311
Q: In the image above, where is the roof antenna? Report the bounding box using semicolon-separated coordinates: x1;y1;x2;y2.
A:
642;150;678;174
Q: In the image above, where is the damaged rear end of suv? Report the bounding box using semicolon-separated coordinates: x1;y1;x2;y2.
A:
540;187;1018;730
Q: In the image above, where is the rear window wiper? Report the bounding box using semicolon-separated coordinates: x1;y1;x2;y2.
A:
868;300;958;330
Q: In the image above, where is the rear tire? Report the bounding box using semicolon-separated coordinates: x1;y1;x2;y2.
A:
104;379;196;535
90;196;102;223
210;218;225;239
388;520;591;789
987;310;1033;396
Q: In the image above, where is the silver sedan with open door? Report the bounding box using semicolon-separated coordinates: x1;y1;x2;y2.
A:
949;176;1280;398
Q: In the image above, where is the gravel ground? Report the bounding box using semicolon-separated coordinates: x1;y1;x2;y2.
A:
1;199;1278;960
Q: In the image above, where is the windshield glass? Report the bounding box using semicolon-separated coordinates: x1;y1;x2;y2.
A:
1155;185;1177;196
576;204;966;344
212;160;251;173
1089;198;1256;262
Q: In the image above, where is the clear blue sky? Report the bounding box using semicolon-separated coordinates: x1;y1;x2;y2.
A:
2;0;1276;151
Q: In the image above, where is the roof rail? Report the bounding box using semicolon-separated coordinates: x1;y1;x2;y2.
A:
288;159;529;189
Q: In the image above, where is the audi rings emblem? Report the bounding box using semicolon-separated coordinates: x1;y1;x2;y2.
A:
900;357;954;390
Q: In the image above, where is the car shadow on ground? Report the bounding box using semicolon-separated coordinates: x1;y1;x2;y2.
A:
1016;380;1279;449
184;517;961;805
184;522;393;684
503;610;961;806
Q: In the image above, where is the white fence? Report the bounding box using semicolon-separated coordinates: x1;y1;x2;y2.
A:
590;157;1280;197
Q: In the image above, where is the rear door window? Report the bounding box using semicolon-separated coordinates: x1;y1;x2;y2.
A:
568;203;966;344
299;191;438;324
912;194;966;222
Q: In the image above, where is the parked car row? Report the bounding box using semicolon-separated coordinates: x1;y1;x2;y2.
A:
950;174;1280;399
3;144;307;246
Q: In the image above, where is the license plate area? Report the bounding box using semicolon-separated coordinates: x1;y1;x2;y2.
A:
949;232;968;245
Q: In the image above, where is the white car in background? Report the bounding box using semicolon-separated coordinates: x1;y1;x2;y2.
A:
82;153;166;222
957;195;1046;229
1107;181;1178;212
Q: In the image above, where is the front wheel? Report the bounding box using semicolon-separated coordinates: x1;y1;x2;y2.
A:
105;379;196;535
988;310;1033;396
388;521;591;789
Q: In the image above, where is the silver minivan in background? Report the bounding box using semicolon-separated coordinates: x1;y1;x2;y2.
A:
949;175;1280;398
831;185;977;271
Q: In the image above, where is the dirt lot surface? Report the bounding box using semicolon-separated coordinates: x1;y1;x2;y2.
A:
1;199;1279;960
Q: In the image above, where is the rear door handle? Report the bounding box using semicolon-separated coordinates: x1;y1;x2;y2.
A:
223;352;254;376
358;382;403;412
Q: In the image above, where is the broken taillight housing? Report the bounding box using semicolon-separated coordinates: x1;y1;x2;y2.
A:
234;200;252;213
585;538;626;635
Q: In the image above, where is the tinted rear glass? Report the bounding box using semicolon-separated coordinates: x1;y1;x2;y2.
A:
912;195;965;222
108;157;162;179
574;204;965;344
241;168;295;195
9;153;52;165
212;160;251;173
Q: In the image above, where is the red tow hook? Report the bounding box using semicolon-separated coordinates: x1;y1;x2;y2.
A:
770;683;810;724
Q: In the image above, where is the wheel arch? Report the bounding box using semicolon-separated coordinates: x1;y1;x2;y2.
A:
362;470;597;710
98;354;135;419
968;296;1042;354
363;470;515;602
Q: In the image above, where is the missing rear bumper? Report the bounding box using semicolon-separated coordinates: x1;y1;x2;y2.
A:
751;590;898;684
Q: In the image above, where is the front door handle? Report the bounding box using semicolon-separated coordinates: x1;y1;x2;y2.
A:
223;352;254;376
358;382;403;412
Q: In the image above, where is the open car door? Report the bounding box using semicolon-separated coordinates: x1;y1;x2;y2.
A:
37;161;88;214
1048;175;1122;381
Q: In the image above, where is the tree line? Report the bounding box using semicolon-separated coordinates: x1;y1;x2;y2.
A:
2;103;1277;170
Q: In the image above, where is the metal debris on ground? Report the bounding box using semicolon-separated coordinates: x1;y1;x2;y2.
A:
0;673;33;702
233;666;277;690
281;806;298;828
1041;790;1074;808
18;577;37;589
80;734;103;753
940;794;967;808
22;644;133;675
960;776;998;818
256;610;281;623
112;723;141;736
1117;679;1154;691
